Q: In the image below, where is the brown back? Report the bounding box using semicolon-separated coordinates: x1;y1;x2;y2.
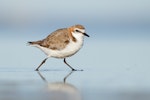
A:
34;28;70;50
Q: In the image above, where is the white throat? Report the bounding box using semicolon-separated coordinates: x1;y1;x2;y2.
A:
72;32;84;42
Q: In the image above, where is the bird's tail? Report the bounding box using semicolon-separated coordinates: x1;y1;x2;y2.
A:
27;40;42;46
27;41;35;45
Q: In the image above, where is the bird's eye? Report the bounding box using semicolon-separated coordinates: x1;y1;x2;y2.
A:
75;30;81;33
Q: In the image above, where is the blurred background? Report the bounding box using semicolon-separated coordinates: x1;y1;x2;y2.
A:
0;0;150;68
0;0;150;100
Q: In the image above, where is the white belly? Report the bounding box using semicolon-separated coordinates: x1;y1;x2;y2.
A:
34;40;83;58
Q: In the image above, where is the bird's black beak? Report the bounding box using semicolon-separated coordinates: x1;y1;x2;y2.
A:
83;33;90;37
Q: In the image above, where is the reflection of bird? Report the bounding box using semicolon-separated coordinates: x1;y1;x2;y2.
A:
28;24;89;71
37;71;82;100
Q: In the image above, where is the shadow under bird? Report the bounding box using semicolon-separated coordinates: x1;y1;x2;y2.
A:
28;24;89;71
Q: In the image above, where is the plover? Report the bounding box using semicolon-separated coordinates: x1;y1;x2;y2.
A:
28;24;89;71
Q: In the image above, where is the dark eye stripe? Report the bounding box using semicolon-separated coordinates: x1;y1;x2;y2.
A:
75;30;82;33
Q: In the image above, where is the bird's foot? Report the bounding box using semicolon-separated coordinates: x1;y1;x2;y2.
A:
72;69;83;71
35;69;39;71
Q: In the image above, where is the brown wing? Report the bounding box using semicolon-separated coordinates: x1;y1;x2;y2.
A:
40;28;70;50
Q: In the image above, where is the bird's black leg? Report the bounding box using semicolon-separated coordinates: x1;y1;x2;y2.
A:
63;58;77;71
35;58;48;71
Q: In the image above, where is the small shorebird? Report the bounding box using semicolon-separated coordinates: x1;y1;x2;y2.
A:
28;24;89;71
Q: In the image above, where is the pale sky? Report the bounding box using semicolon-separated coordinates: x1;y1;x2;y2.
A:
0;0;150;28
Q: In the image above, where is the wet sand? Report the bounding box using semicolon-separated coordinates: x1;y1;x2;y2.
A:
0;68;150;100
